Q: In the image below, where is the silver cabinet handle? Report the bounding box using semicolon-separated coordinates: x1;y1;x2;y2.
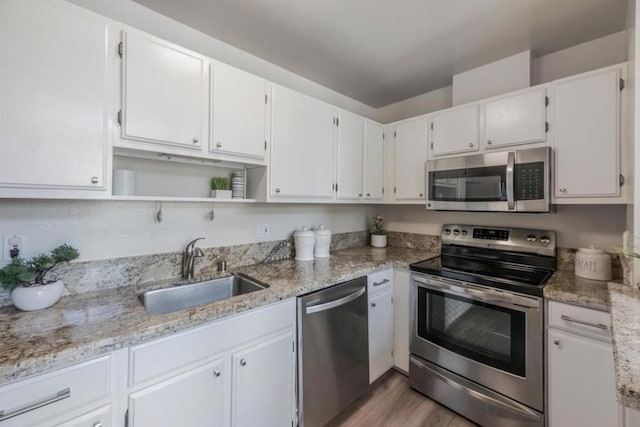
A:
553;339;560;346
213;369;221;377
274;188;281;194
419;193;424;197
216;142;222;148
560;314;608;330
469;143;474;147
559;188;568;193
93;422;102;427
0;387;71;422
366;193;370;197
91;176;98;184
487;140;493;145
371;302;376;307
373;278;390;287
358;193;363;197
240;359;247;367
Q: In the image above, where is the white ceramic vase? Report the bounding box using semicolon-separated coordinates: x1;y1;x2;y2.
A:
371;234;387;248
11;280;64;311
210;190;232;199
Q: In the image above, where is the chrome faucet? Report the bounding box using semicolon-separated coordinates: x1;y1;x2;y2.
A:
182;237;205;280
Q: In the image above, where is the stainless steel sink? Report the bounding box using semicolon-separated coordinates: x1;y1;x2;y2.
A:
140;273;268;315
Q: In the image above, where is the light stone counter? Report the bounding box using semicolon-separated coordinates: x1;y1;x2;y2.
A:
608;283;640;410
0;246;436;385
543;270;612;312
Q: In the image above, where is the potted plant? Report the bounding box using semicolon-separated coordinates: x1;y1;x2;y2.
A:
0;244;79;311
370;215;388;248
210;177;232;199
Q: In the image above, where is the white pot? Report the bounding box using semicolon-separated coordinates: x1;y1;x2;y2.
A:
371;234;387;248
575;246;612;281
11;280;64;311
210;190;232;199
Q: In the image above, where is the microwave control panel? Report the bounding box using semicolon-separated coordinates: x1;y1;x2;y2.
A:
514;162;545;200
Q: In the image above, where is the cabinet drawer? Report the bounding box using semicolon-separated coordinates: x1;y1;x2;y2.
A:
548;301;611;340
55;404;112;427
129;299;295;386
368;269;393;294
0;356;111;427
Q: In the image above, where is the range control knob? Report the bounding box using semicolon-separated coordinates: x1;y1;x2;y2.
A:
443;229;451;236
461;230;468;236
526;234;537;243
453;229;460;236
540;236;551;245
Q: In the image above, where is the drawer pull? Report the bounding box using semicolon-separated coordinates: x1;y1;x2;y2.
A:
373;278;390;287
0;387;71;421
560;314;608;330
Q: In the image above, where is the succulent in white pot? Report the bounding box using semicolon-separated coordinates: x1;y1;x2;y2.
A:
0;244;79;311
210;176;232;199
370;215;388;248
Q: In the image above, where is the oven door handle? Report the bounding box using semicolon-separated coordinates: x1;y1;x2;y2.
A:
506;151;515;210
412;275;539;309
411;357;541;421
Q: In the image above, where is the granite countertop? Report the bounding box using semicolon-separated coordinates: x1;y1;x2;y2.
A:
543;270;612;312
0;246;436;385
608;283;640;410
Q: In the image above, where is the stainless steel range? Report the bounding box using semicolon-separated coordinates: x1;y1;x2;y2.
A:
409;224;556;427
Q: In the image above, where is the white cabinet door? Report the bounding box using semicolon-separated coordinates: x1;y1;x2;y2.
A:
364;122;385;200
0;0;108;191
369;289;394;383
55;405;112;427
128;358;225;427
484;88;547;149
336;112;365;200
548;329;620;427
231;331;295;427
393;269;411;372
122;30;208;150
554;68;620;198
430;105;479;156
394;118;427;200
271;86;336;199
211;63;267;159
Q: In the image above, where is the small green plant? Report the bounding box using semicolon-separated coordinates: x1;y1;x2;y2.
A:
0;244;79;291
371;215;387;236
210;177;230;191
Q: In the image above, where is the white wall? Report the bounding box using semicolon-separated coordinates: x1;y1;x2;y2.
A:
66;0;376;120
375;86;452;124
0;201;374;262
381;205;627;250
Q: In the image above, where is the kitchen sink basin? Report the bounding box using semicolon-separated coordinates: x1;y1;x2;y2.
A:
140;273;268;315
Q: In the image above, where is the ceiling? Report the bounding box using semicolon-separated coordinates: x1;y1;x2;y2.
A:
132;0;629;107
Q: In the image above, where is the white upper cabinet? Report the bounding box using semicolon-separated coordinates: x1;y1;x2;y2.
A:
0;0;108;192
336;112;365;200
429;104;479;156
554;67;621;198
394;118;428;200
211;62;267;160
364;122;385;200
270;86;336;199
483;88;547;149
121;30;208;150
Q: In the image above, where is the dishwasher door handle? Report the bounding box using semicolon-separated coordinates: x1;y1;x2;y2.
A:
305;287;366;314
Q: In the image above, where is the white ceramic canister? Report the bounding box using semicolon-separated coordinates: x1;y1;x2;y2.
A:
314;225;332;258
113;169;136;196
294;227;315;261
574;246;612;281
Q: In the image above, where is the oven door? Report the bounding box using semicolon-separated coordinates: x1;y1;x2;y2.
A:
409;273;543;411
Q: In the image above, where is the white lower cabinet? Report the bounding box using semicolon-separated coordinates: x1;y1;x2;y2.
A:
231;331;295;427
367;269;394;383
393;268;411;373
128;358;225;427
56;405;112;427
547;301;621;427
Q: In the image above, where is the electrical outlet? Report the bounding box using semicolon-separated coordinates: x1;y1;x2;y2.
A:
256;224;270;239
3;234;26;261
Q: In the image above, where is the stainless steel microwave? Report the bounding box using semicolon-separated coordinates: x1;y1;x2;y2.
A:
426;146;551;212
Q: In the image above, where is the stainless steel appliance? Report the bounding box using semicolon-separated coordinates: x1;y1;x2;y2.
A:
409;225;556;427
297;277;369;427
426;146;551;212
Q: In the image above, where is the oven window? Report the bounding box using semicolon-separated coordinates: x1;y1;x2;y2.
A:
417;287;526;377
428;165;507;202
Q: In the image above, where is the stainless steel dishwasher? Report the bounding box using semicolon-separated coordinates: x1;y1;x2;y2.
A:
297;276;369;427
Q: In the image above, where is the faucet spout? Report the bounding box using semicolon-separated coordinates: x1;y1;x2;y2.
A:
182;237;206;280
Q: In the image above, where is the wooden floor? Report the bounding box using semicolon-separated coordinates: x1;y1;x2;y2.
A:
326;371;477;427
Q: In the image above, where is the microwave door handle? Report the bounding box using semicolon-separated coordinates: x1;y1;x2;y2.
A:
506;151;515;210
